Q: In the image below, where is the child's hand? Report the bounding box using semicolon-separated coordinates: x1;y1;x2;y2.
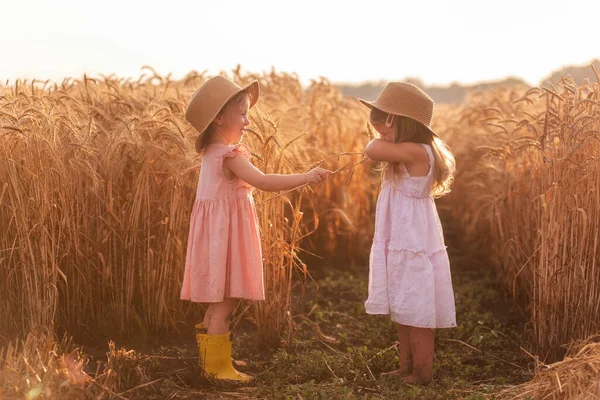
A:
304;167;332;185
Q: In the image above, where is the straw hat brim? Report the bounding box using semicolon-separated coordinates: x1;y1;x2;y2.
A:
359;99;439;137
196;79;260;139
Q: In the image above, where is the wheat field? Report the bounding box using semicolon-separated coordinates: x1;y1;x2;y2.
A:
1;66;599;399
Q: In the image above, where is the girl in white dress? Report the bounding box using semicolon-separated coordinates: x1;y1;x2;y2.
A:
360;82;457;384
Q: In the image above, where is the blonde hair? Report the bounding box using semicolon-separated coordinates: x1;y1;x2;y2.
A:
371;111;455;198
195;91;249;154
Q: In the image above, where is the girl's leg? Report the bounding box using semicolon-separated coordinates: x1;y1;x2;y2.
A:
404;327;434;384
196;298;252;382
207;298;236;335
397;324;413;374
199;300;247;366
201;304;214;328
382;323;412;376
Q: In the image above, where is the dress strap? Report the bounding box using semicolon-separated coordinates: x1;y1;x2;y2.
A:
420;144;434;176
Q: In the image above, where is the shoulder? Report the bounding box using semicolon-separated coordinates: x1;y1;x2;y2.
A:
395;142;429;154
220;143;251;160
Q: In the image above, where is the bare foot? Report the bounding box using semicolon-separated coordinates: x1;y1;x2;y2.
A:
381;362;412;377
401;374;431;385
381;368;411;377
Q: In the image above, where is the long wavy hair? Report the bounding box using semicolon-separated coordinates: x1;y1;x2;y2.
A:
370;108;455;198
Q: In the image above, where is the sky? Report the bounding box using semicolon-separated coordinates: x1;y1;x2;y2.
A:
1;0;598;86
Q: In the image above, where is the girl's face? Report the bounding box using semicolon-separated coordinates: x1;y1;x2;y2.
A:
370;108;396;142
372;121;395;142
214;97;250;144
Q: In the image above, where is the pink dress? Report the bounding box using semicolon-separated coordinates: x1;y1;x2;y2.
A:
365;144;456;328
180;143;265;303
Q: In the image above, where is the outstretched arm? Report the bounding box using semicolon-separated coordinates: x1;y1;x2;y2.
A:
223;154;331;192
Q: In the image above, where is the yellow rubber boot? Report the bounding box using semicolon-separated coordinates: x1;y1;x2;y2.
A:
196;332;253;383
195;324;247;367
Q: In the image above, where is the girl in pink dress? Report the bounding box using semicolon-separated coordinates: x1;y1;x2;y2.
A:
360;82;457;384
181;76;331;382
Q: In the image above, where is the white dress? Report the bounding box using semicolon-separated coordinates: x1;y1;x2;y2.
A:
365;144;456;328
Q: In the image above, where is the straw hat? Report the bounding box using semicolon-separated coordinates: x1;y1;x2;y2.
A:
359;81;438;137
185;76;260;142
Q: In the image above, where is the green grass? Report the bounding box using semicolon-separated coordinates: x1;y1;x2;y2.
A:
86;238;534;399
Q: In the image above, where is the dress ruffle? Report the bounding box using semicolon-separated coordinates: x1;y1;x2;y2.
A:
365;144;456;328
